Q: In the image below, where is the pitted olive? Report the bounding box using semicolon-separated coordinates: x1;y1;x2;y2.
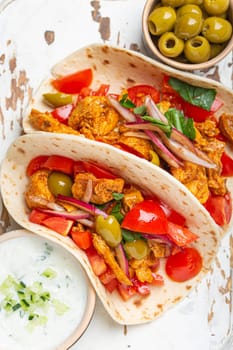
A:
148;6;176;35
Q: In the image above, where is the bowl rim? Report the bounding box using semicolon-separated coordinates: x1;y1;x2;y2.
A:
0;229;96;350
142;0;233;71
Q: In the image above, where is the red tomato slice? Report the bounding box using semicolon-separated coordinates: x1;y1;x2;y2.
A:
151;273;164;286
71;229;92;250
204;192;232;226
181;100;213;122
127;85;160;106
165;247;202;282
160;203;186;226
221;152;233;177
167;222;199;247
121;199;168;235
74;161;116;179
26;155;49;176
51;104;73;124
104;278;118;293
117;283;137;301
42;216;74;236
92;84;110;96
29;209;50;224
52;68;93;94
85;246;107;276
43;155;74;175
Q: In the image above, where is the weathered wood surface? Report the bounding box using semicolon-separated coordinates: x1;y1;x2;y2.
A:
0;1;232;349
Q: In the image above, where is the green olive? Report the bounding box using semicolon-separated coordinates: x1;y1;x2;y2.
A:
48;171;73;196
210;43;224;58
158;32;184;57
203;0;229;15
148;6;176;35
43;92;73;108
184;35;211;63
175;13;202;39
95;215;122;247
124;239;149;260
183;0;203;4
176;4;203;18
202;16;232;43
161;0;185;7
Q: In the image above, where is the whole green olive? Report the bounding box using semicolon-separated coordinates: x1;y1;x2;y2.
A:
210;43;224;58
183;0;203;4
203;0;229;15
148;6;176;35
124;239;149;260
48;171;73;196
175;13;203;39
95;215;122;247
202;16;232;43
158;32;184;57
161;0;185;7
176;4;203;18
184;35;211;63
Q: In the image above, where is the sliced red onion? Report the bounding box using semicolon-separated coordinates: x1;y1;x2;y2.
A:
145;130;183;168
78;218;94;228
159;136;216;169
123;131;150;139
82;179;93;203
107;96;136;122
57;194;108;218
144;95;168;124
37;207;91;221
115;243;129;276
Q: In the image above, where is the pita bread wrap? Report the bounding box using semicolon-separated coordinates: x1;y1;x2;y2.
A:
1;133;220;325
23;44;233;236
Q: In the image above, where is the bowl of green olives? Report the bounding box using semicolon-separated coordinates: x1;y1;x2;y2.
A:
142;0;233;70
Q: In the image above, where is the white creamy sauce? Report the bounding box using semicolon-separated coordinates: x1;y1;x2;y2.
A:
0;235;88;350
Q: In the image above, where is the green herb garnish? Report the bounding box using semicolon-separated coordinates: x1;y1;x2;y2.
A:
168;77;216;111
165;108;196;140
119;93;136;109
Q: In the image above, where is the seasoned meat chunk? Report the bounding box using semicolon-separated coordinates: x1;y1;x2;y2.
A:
219;113;233;145
118;135;153;160
92;233;132;285
25;169;54;209
29;109;79;135
68;96;120;139
72;173;124;205
171;161;210;204
122;186;144;212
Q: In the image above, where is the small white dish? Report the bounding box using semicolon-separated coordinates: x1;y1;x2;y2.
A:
0;229;96;350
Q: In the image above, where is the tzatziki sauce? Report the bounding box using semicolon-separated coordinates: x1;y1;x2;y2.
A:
0;233;90;350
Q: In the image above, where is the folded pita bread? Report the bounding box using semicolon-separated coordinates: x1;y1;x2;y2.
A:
0;133;220;325
22;44;233;236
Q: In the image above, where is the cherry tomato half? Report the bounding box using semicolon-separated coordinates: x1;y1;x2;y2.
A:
121;199;168;235
204;192;232;226
165;247;202;282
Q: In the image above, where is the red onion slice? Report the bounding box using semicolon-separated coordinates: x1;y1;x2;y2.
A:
107;96;136;122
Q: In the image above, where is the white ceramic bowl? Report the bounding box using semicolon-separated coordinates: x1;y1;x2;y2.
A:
142;0;233;71
0;229;96;350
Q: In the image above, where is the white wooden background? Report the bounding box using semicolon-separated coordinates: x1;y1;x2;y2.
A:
0;1;233;349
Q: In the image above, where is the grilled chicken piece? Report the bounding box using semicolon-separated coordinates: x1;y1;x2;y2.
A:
92;233;132;285
171;119;227;203
129;253;159;283
117;135;153;160
171;161;210;204
68;96;120;139
219;113;233;145
122;186;144;212
25;169;54;209
72;173;124;205
29;109;79;135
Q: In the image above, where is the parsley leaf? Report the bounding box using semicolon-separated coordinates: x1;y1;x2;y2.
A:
168;77;216;111
119;94;136;109
165;108;196;140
